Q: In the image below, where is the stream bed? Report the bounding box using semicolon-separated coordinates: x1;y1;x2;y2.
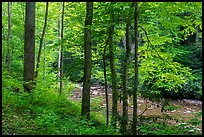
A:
70;85;202;133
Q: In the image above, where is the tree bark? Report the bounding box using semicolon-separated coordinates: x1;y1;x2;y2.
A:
121;22;131;134
35;2;49;79
132;2;139;135
24;2;35;92
43;40;46;81
81;2;93;119
7;2;12;75
3;2;6;70
103;41;109;126
60;2;65;95
109;27;118;128
109;3;118;128
58;11;61;88
103;25;115;126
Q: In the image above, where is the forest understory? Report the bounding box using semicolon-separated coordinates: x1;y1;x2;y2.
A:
70;84;202;134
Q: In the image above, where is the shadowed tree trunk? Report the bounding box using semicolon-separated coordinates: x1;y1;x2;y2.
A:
109;26;118;128
24;2;35;92
35;2;49;79
3;2;6;70
57;18;61;87
103;40;109;126
57;4;61;89
7;2;12;75
132;2;139;135
103;50;109;126
60;2;65;95
109;3;118;128
121;21;131;134
81;2;93;119
43;40;46;80
103;25;115;126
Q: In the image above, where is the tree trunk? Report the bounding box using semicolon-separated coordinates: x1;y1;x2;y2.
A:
121;22;131;134
24;2;35;92
3;2;6;70
109;3;118;128
81;2;93;119
109;27;118;128
103;43;109;126
7;2;12;75
132;2;139;135
35;2;49;79
43;40;46;81
103;26;115;126
57;14;61;88
60;2;65;95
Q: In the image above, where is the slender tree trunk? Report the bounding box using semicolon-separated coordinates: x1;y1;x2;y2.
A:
132;2;139;135
24;2;35;92
60;2;65;95
43;40;46;81
103;25;115;126
58;16;61;88
103;45;109;126
35;2;49;79
109;26;118;128
103;26;114;126
121;22;131;134
81;2;93;119
57;1;61;87
7;2;12;75
3;2;6;69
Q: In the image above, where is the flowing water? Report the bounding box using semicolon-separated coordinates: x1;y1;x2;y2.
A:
70;85;202;133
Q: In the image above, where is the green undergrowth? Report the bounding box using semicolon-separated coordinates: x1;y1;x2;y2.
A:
138;121;202;135
2;73;201;135
2;74;119;135
137;115;202;135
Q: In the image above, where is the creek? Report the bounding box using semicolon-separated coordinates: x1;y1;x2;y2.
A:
70;85;202;132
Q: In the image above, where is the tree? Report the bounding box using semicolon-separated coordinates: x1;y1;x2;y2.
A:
35;2;49;79
132;2;138;135
103;33;109;126
108;3;118;127
121;6;132;134
60;2;65;95
43;40;46;80
7;2;12;75
23;2;35;92
2;2;7;70
81;2;93;119
137;2;199;103
103;44;109;126
57;2;61;89
109;26;118;128
103;24;115;126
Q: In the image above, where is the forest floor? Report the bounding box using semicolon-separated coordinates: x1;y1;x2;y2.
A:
70;84;202;134
2;83;201;135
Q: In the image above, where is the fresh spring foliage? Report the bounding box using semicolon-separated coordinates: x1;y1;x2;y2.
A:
2;73;119;135
2;2;202;135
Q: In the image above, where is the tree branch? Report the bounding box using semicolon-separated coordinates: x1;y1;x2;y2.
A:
138;25;164;61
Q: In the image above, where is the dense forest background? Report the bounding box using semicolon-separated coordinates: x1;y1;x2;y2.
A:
2;2;202;135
